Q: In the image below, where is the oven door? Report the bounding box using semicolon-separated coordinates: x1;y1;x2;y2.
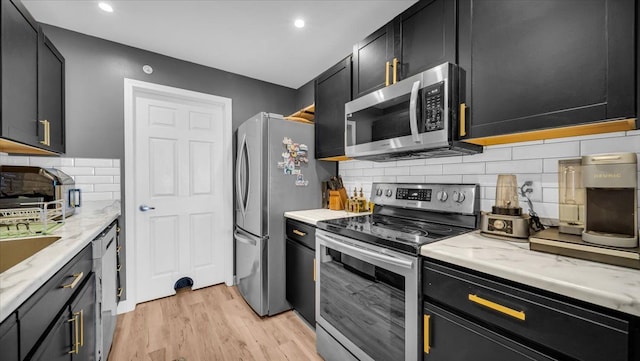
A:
316;229;419;361
345;62;456;160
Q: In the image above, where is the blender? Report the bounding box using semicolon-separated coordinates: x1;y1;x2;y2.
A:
481;174;531;239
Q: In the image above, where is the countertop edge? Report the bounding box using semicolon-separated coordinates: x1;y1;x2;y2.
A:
0;201;121;323
421;232;640;317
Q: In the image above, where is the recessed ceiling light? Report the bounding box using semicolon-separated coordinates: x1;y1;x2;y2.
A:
98;2;113;13
294;19;305;28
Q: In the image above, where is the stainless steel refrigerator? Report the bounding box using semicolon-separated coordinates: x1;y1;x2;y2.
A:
234;112;334;316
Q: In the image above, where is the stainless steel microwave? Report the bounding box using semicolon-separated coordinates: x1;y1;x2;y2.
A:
345;62;481;161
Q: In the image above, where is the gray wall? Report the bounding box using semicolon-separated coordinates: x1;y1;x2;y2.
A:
43;24;299;159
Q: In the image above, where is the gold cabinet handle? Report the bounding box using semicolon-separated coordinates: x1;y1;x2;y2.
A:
117;287;124;298
76;310;84;347
117;264;122;272
424;314;431;354
385;61;390;86
39;120;51;146
468;294;526;321
68;313;79;354
313;258;316;282
292;229;306;237
62;272;84;289
459;103;467;137
392;58;399;84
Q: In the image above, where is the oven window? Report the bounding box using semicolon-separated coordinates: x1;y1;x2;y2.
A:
320;247;405;360
346;92;418;146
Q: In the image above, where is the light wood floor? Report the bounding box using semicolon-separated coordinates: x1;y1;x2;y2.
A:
108;285;323;361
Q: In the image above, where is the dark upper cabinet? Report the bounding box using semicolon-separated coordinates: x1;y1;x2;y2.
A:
314;56;351;159
38;33;65;153
459;0;636;139
1;0;39;148
392;0;456;80
352;25;393;99
0;0;65;153
352;0;456;99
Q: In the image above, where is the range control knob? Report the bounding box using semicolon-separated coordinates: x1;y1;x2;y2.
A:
376;188;383;196
436;191;448;202
453;191;465;203
385;189;393;198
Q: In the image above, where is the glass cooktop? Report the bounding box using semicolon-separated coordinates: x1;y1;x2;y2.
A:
317;213;472;255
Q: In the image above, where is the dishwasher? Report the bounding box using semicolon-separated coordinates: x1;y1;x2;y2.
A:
92;221;118;361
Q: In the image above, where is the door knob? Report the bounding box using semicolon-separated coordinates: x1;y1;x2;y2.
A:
139;205;156;212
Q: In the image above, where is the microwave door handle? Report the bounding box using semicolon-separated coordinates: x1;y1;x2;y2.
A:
409;80;421;143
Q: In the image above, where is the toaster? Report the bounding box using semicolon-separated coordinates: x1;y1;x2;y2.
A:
0;166;80;217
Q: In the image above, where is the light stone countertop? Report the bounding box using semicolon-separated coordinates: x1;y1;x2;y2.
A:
0;200;121;323
421;230;640;317
284;208;369;226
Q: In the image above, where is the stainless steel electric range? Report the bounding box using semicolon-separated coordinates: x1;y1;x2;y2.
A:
315;183;480;361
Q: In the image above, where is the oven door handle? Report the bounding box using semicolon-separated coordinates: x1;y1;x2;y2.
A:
409;80;421;143
317;232;414;270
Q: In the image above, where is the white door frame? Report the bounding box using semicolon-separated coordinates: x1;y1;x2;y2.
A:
120;78;233;313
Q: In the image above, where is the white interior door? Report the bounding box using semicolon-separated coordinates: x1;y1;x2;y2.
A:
123;79;233;308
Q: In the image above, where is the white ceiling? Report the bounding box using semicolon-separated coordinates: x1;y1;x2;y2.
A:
22;0;418;89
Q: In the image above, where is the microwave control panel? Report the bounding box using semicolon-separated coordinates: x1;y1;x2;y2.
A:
422;82;445;132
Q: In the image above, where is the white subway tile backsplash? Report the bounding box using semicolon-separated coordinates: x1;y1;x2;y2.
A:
95;167;120;176
2;156;121;202
580;135;640;155
74;175;114;184
410;164;443;175
362;168;385;176
397;175;426;183
94;184;121;192
384;167;411;176
443;162;485;175
396;159;427;167
462;148;511;162
341;168;363;177
59;167;94;176
82;192;114;201
512;141;579;160
74;158;113;167
338;132;639;221
543;187;559;203
425;175;463;183
486;159;543;174
1;155;29;166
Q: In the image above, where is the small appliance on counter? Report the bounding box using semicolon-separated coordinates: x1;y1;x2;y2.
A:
529;152;640;270
480;174;530;239
0;166;81;217
558;159;585;235
581;152;638;248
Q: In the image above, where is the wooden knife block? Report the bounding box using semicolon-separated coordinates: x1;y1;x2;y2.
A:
329;189;347;210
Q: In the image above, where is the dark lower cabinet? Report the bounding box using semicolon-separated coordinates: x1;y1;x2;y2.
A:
459;0;636;138
423;259;637;361
285;218;316;326
423;302;555;361
31;273;96;361
314;56;351;159
0;313;19;361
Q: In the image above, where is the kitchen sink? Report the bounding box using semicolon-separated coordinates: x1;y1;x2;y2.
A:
0;236;61;273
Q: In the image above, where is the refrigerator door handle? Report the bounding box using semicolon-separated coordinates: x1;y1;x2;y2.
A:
234;229;258;246
236;134;248;216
